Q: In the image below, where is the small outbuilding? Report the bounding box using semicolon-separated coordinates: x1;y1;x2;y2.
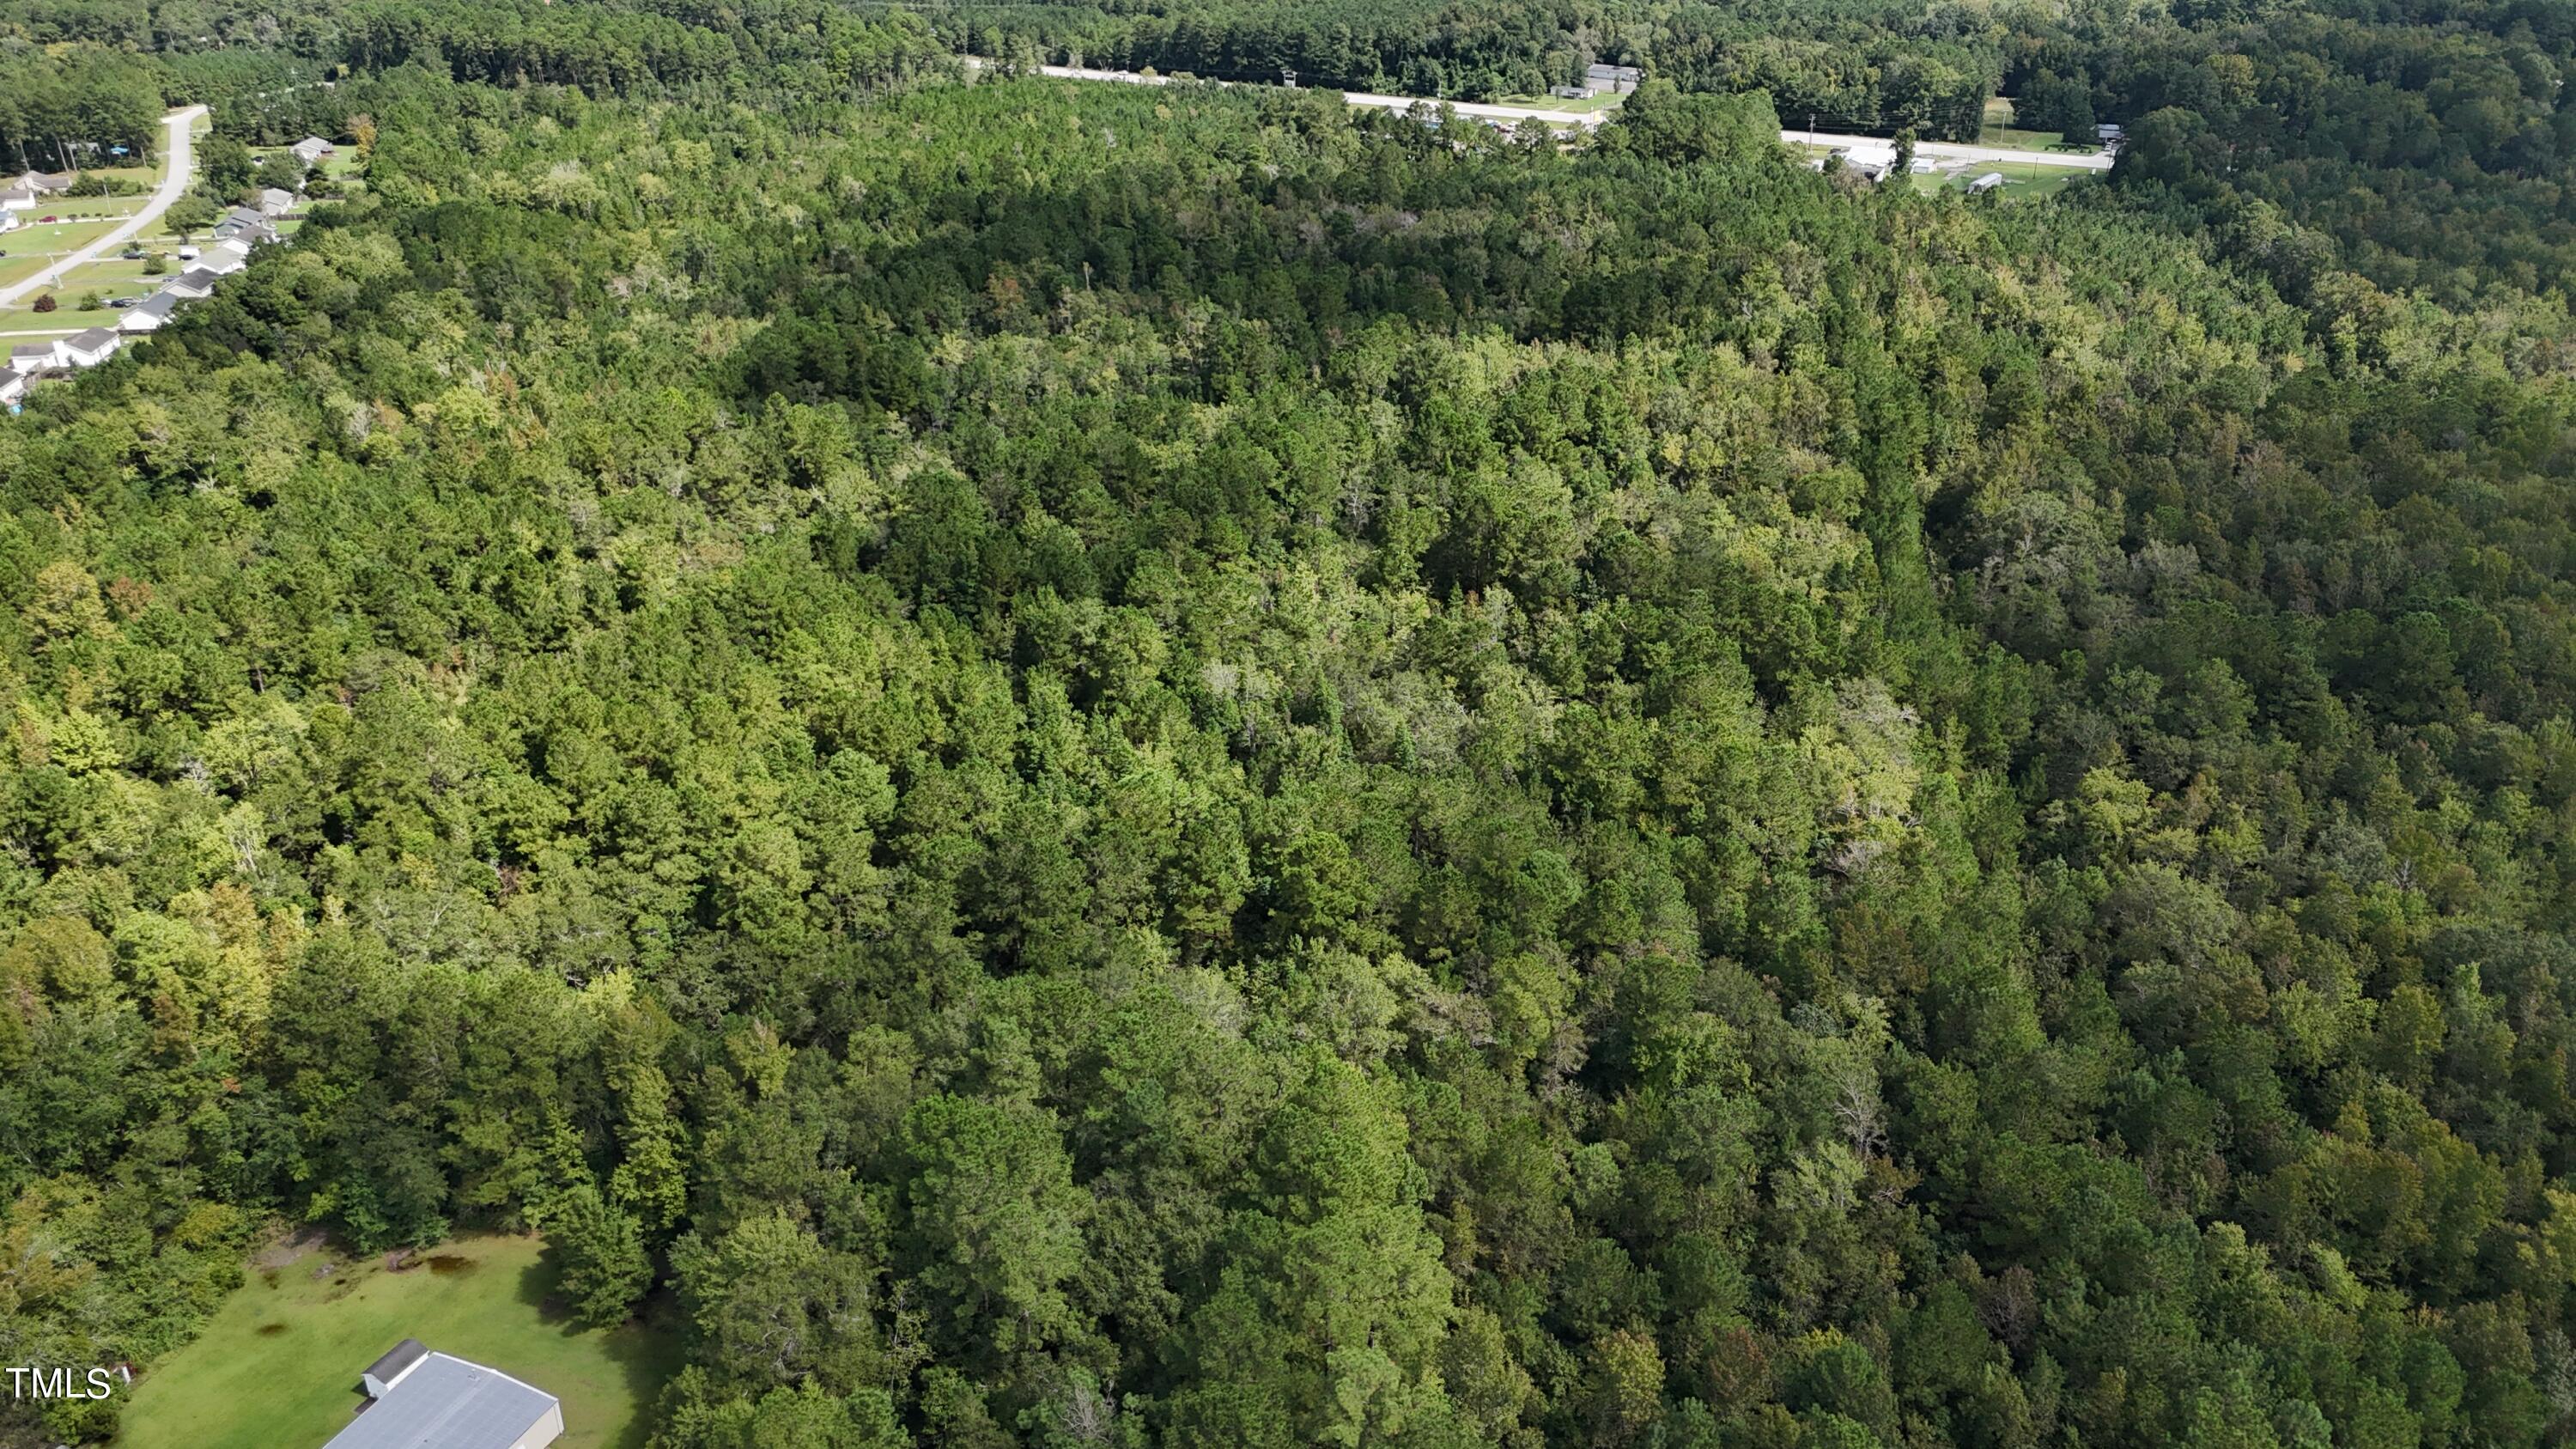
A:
361;1338;429;1399
1968;171;2007;194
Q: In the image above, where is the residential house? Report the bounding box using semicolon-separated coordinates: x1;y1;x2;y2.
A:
290;136;334;167
60;329;118;368
0;186;37;213
9;170;73;195
1583;63;1642;95
214;212;280;247
1835;144;1898;182
0;210;17;234
256;186;295;217
9;342;60;374
213;205;272;240
0;371;25;407
326;1344;562;1449
200;239;252;275
118;292;179;333
163;267;222;300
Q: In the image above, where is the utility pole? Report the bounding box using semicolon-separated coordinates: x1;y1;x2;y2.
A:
1808;112;1817;145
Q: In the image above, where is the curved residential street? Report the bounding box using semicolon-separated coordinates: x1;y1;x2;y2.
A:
0;104;208;307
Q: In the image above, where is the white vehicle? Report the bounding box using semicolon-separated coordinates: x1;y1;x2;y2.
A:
177;244;201;260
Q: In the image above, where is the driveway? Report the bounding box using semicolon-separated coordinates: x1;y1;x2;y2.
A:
0;105;209;307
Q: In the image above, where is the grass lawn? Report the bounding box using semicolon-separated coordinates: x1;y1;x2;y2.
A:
1494;90;1624;114
0;217;143;291
1924;167;2092;201
112;1233;678;1449
0;253;182;328
1979;96;2101;155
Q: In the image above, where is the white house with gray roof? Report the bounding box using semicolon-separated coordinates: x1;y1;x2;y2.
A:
119;292;180;333
60;329;118;368
201;239;252;275
326;1343;562;1449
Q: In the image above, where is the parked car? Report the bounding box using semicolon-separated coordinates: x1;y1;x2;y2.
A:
118;247;145;260
106;296;140;308
39;215;57;223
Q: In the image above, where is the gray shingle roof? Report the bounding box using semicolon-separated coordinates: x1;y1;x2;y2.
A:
324;1353;556;1449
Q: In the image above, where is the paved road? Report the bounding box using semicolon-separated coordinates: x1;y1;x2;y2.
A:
1787;127;2115;172
974;61;2116;170
0;106;209;307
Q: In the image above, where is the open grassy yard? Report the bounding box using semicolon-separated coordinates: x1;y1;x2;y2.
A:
1495;89;1624;113
112;1234;678;1449
1979;96;2101;155
0;216;143;291
0;252;183;328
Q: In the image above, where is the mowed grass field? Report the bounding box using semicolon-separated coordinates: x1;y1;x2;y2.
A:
112;1234;678;1449
1980;96;2102;154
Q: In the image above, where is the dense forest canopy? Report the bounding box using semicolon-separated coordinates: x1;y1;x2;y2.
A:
3;0;2576;1446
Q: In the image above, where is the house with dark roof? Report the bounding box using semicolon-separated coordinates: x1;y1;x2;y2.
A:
164;267;222;299
118;292;180;333
327;1344;562;1449
60;329;119;368
9;342;58;374
213;210;281;246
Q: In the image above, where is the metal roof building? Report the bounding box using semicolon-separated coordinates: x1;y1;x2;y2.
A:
325;1348;563;1449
